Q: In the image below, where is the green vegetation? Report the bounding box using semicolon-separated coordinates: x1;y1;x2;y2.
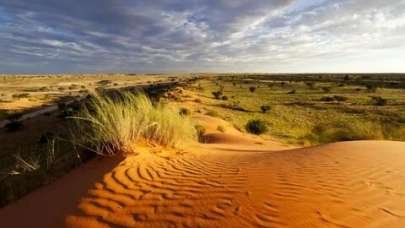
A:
71;92;196;155
192;76;405;145
246;119;268;135
179;107;191;116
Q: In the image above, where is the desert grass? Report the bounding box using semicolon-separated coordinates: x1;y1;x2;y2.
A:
71;92;196;156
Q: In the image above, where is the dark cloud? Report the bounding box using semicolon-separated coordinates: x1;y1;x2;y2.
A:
0;0;404;73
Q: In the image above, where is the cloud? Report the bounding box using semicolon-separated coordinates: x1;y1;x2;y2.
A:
0;0;404;73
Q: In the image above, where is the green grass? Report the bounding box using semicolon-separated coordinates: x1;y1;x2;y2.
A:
191;78;405;145
72;92;196;155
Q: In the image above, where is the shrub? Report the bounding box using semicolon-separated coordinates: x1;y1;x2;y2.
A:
333;96;348;102
206;110;220;117
5;121;23;132
370;96;387;106
179;107;191;116
287;89;296;94
71;92;196;155
320;96;335;102
321;96;348;102
365;84;377;92
12;93;30;99
212;91;223;99
249;86;256;93
260;105;271;113
195;125;206;143
194;98;202;103
217;125;225;132
245;119;268;135
321;87;331;93
305;82;316;89
221;96;228;100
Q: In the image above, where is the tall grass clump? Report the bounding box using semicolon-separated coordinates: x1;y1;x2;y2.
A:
71;92;196;156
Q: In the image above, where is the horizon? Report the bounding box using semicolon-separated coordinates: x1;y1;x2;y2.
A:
1;0;405;73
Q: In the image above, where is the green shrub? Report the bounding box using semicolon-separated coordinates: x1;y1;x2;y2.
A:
206;110;220;117
195;125;206;143
260;105;271;113
12;93;30;99
370;96;387;106
212;91;223;99
245;119;268;135
333;96;348;102
217;125;225;132
249;86;256;93
321;87;331;93
179;107;191;116
71;92;196;155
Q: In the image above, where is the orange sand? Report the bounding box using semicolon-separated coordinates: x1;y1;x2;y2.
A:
0;124;405;227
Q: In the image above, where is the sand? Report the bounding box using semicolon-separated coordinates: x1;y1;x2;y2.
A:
0;124;405;227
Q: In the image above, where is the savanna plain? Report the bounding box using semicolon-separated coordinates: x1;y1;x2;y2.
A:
0;73;404;227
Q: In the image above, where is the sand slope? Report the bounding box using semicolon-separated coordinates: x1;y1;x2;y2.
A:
1;139;405;227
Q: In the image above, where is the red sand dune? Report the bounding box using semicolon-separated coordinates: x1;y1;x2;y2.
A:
1;137;405;227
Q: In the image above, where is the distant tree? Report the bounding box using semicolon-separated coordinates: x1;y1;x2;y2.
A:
249;86;256;93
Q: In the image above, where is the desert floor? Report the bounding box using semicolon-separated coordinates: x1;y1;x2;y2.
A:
0;115;404;228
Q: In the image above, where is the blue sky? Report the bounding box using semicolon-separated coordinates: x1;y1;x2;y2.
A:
0;0;404;73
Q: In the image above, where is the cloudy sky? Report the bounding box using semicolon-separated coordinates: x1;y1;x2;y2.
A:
0;0;404;73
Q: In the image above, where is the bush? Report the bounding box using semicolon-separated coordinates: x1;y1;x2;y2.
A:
179;107;191;116
249;87;256;93
333;96;348;102
212;91;223;99
365;84;377;93
321;87;331;93
195;125;206;143
321;96;348;102
245;119;268;135
71;92;196;155
287;89;296;94
217;125;225;132
260;105;271;113
12;93;30;99
221;96;228;100
320;96;335;102
305;82;316;89
206;110;220;117
194;98;202;103
5;121;23;132
370;96;387;106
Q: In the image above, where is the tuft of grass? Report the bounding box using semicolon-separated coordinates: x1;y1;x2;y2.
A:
71;92;196;156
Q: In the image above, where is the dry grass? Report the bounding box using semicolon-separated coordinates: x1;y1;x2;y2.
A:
71;92;196;156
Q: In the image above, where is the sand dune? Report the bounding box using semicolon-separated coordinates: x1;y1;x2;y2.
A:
1;139;405;227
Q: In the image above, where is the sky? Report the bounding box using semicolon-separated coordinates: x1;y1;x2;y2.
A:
0;0;404;73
